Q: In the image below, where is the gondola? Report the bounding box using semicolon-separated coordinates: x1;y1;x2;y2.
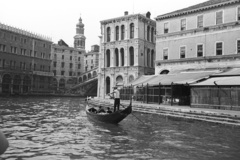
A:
85;99;132;124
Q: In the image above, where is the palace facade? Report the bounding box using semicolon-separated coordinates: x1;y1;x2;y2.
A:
98;11;156;98
0;23;53;95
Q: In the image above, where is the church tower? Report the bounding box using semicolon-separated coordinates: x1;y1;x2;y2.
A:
74;16;86;49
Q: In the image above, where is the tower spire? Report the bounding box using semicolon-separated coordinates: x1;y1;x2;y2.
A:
74;15;86;49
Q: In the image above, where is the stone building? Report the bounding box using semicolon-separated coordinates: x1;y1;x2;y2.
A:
155;0;240;74
0;22;53;95
154;0;240;109
84;45;99;72
51;40;84;92
98;11;156;98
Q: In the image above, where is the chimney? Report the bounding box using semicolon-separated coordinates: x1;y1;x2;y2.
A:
124;11;128;16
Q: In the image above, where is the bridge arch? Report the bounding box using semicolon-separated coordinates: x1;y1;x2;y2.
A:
79;77;83;83
83;75;87;81
88;73;92;79
93;71;97;77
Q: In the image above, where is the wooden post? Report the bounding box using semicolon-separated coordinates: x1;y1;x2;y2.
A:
158;82;161;105
147;83;148;104
171;82;173;106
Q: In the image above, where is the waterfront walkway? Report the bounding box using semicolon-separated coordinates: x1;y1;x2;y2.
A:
90;98;240;127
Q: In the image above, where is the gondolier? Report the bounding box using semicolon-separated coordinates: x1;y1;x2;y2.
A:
110;86;120;112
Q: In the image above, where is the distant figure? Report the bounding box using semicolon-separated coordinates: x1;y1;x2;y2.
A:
106;107;113;114
97;106;105;113
88;107;97;113
0;116;8;155
110;86;120;112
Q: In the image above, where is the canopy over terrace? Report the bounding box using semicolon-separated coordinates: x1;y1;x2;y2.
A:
190;76;240;86
127;70;221;87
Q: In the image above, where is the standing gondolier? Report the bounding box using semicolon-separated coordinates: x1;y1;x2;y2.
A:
109;86;120;112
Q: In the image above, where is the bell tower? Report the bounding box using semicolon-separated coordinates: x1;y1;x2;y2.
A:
74;16;86;49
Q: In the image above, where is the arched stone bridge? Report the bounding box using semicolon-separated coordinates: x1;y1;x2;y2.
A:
69;68;98;96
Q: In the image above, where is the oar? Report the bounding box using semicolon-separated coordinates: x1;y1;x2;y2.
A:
120;103;147;125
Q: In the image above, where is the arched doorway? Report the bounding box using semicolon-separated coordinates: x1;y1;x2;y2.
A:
106;77;110;94
88;73;92;79
23;76;31;93
2;74;11;94
59;79;65;90
13;75;21;94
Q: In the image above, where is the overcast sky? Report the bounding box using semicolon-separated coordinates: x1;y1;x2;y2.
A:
0;0;207;51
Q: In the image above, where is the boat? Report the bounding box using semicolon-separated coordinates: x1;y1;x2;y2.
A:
86;100;132;124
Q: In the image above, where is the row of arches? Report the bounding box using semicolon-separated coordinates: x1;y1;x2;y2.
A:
106;23;155;42
1;74;31;93
105;47;155;68
78;70;97;83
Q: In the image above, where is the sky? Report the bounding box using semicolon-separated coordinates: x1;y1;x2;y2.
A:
0;0;207;51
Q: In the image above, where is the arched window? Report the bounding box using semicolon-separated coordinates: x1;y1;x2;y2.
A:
115;26;119;41
129;47;134;66
129;75;134;82
147;49;150;67
115;49;119;67
160;70;169;74
116;75;123;85
106;77;110;94
147;26;150;41
151;50;154;68
130;23;134;39
151;27;154;42
121;25;125;40
106;49;110;67
120;48;124;66
83;75;87;81
107;27;111;42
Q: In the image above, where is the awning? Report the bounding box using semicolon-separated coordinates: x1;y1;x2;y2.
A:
127;75;157;86
191;76;240;86
126;70;220;86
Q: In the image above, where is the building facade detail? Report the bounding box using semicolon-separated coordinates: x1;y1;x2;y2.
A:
74;17;86;49
98;11;156;98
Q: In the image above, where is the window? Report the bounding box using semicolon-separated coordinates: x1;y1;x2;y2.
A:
130;23;134;39
61;71;65;76
151;27;154;42
30;50;32;57
34;64;36;70
61;62;65;68
78;57;80;61
121;25;125;40
11;46;17;54
21;49;26;55
107;27;111;42
163;49;168;60
216;42;223;55
237;40;240;54
54;54;57;59
181;19;186;31
34;51;37;57
69;72;72;76
129;47;134;66
180;46;186;58
116;26;119;41
147;26;150;41
197;15;203;28
164;22;169;33
70;63;73;69
216;11;223;24
54;62;57;67
197;44;203;57
91;60;93;64
106;50;110;67
0;44;6;52
115;49;119;67
78;64;81;69
86;60;87;64
91;66;93;69
70;56;72;60
53;70;56;76
62;55;64;59
238;7;240;21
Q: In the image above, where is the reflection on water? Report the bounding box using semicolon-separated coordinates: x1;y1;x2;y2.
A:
0;97;240;160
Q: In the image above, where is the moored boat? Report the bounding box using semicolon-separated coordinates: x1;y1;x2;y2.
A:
86;101;132;124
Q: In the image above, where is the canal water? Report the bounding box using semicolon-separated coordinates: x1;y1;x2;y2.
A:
0;97;240;160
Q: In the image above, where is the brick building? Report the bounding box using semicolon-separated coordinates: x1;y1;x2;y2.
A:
0;22;53;95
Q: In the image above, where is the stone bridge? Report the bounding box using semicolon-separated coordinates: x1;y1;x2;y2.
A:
69;68;98;96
